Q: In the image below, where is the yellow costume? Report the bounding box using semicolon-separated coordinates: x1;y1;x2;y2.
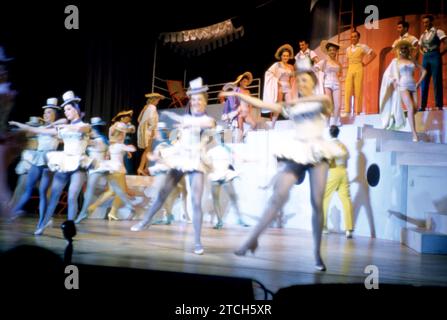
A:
344;44;371;114
323;139;353;231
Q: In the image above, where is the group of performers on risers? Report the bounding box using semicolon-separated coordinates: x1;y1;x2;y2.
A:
222;15;444;140
1;14;446;271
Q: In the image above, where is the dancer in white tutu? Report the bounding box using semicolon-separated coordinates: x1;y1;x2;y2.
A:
221;70;346;271
74;117;109;223
11;91;91;235
9;99;60;226
131;77;215;255
206;125;248;229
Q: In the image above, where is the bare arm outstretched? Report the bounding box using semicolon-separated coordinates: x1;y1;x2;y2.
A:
220;91;332;116
9;121;58;135
220;91;283;114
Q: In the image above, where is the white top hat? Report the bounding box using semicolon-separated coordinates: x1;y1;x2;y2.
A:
42;97;61;110
90;117;106;126
186;77;209;96
26;116;44;127
61;90;81;107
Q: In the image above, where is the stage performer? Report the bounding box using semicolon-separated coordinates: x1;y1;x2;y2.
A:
206;125;248;229
111;110;135;174
74;117;109;223
322;125;354;238
222;71;257;142
11;91;91;235
10;99;61;226
392;20;418;57
314;40;343;126
0;47;23;217
137;93;164;175
221;70;346;271
84;121;139;221
131;78;216;256
344;30;376;116
263;44;297;129
418;14;446;111
380;40;427;142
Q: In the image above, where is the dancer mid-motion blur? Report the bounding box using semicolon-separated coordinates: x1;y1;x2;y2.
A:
206;125;248;229
9;98;61;224
221;70;346;271
131;78;216;255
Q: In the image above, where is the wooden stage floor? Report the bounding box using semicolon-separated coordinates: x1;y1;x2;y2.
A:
1;217;447;293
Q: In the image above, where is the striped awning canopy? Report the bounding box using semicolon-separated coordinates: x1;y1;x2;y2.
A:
159;19;244;56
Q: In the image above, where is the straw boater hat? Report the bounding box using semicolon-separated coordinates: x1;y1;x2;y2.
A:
320;40;341;54
233;71;253;86
26;116;44;127
90;117;106;126
61;90;81;107
274;44;294;60
144;92;165;100
186;77;209;96
42;97;61;110
112;110;133;122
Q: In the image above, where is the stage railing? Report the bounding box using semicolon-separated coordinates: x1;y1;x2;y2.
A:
152;75;262;107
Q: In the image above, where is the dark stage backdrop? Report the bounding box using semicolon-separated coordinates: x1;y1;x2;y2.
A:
1;0;444;124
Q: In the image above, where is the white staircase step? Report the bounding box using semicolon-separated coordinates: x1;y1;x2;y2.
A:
361;125;412;142
395;152;447;167
379;140;447;154
401;227;447;254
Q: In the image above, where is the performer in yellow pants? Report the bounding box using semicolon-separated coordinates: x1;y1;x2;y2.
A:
323;126;354;238
344;30;376;115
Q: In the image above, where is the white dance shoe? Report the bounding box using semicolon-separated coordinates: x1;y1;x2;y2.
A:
194;244;204;255
34;219;53;236
130;220;149;231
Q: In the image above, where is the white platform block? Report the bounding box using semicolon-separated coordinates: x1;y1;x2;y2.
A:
401;227;447;254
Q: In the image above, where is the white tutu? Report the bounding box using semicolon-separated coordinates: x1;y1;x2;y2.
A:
206;145;238;182
208;168;238;182
158;127;212;173
273;137;346;165
160;143;211;173
15;150;36;175
47;152;92;172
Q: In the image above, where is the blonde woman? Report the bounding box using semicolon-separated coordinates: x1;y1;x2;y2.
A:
131;78;216;255
380;40;427;141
